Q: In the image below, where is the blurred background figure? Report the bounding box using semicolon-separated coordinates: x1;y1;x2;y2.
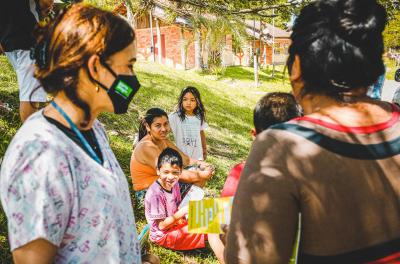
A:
0;0;53;121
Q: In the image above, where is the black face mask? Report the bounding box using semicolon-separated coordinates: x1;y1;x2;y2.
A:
92;61;141;114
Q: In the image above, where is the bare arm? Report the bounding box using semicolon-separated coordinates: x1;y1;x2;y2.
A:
13;239;57;264
133;141;161;168
165;139;191;166
158;206;188;231
134;139;214;184
200;130;207;160
179;168;214;185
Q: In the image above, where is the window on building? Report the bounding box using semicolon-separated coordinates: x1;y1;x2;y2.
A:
274;44;281;55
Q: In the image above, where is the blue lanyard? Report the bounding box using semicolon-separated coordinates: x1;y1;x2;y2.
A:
51;101;102;165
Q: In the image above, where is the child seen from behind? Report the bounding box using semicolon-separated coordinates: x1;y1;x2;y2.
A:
221;92;302;197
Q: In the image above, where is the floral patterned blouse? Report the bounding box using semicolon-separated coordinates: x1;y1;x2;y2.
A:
0;111;141;264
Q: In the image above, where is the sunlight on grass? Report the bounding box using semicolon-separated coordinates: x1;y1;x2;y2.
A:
385;57;398;81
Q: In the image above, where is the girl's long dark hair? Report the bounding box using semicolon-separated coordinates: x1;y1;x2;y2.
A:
138;108;168;141
177;86;206;124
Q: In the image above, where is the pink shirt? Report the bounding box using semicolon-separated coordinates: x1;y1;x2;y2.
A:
144;181;182;242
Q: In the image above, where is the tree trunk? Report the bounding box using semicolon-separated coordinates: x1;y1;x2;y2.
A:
203;36;210;69
149;11;155;62
243;43;251;67
124;1;136;28
272;8;276;77
180;27;187;70
156;19;162;64
254;53;259;87
194;28;202;70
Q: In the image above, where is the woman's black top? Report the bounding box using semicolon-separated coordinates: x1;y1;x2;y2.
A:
44;116;104;164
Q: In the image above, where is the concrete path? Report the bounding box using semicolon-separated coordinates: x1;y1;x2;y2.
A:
381;80;400;102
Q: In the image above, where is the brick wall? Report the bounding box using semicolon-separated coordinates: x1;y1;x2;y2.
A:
135;25;195;69
135;28;154;62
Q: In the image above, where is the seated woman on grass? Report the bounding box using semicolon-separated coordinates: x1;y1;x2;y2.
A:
130;108;214;197
145;148;225;263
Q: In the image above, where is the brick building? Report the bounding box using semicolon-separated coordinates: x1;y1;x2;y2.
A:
134;6;196;70
129;4;291;70
240;20;292;66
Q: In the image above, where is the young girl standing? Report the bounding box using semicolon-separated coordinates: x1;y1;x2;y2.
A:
169;86;208;160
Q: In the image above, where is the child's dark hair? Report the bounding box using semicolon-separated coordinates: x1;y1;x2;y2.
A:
177;86;206;124
157;148;183;169
138;108;168;141
254;92;302;134
287;0;387;99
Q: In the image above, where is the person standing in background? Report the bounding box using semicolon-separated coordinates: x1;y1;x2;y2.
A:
367;66;386;100
0;0;53;122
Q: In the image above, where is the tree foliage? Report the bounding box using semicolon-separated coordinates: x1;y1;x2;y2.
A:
89;0;398;21
85;0;121;10
125;0;298;20
383;10;400;49
91;0;399;66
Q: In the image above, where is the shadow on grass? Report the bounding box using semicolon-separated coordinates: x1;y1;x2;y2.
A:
105;67;255;187
0;90;19;264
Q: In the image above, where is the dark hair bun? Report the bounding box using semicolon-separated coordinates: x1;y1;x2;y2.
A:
335;0;387;45
288;0;387;96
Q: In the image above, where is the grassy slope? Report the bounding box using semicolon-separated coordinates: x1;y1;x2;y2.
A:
0;55;290;263
385;57;398;80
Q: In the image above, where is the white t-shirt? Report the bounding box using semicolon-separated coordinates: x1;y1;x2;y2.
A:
0;111;141;263
168;112;208;160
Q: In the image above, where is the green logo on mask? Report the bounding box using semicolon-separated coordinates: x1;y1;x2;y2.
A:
115;80;133;98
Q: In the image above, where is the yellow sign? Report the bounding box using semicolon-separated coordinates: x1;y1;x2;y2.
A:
188;197;234;234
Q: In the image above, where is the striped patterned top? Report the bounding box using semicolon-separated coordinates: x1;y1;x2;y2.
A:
227;103;400;264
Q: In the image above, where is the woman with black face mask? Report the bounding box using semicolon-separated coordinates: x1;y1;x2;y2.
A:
0;4;156;264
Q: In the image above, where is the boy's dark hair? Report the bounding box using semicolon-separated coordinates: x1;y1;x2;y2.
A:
253;92;302;134
177;86;206;124
157;148;183;170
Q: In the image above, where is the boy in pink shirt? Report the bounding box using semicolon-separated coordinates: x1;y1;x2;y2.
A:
145;148;225;262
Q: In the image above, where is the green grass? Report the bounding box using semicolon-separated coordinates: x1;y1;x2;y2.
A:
385;57;398;80
0;55;290;263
